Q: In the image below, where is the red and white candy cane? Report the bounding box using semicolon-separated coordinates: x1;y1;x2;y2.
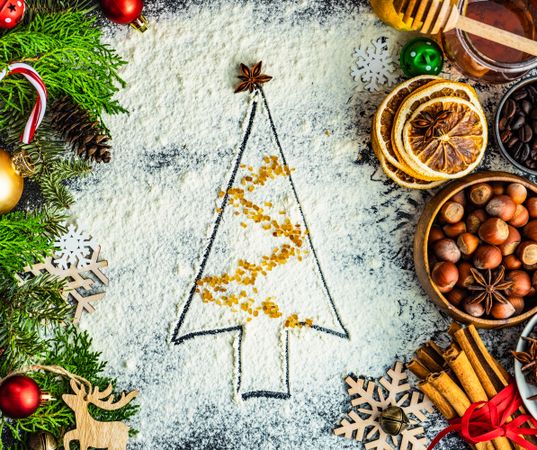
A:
0;62;47;144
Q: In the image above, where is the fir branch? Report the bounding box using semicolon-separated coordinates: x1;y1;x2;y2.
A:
0;211;55;274
0;274;70;373
0;326;139;448
0;10;127;127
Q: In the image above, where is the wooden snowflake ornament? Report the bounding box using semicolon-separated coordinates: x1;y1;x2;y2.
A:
17;227;108;323
334;362;433;450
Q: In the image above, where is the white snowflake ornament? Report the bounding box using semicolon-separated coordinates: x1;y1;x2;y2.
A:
351;36;399;92
334;362;433;450
54;223;96;269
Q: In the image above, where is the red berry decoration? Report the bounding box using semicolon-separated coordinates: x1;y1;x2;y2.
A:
0;0;25;29
0;375;41;418
100;0;148;32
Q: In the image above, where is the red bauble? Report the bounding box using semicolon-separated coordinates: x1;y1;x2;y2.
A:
0;0;25;29
100;0;147;31
0;375;41;419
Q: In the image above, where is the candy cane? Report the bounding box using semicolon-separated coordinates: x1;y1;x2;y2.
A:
0;63;47;144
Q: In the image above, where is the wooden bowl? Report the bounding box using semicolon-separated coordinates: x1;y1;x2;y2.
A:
414;171;537;329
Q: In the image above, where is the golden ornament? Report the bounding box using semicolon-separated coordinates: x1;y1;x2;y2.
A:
27;431;58;450
0;148;33;214
379;405;410;436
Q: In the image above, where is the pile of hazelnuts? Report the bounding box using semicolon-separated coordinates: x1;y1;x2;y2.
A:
429;181;537;320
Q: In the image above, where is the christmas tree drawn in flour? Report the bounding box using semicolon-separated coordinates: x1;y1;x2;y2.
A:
172;70;348;400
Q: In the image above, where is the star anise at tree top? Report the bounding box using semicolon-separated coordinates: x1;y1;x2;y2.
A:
467;266;513;315
234;61;272;94
513;336;537;394
411;110;452;139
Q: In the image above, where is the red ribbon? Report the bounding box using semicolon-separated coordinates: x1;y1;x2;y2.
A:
428;382;537;450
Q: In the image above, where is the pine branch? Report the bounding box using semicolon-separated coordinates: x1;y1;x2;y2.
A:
0;11;127;128
0;326;139;447
0;211;55;274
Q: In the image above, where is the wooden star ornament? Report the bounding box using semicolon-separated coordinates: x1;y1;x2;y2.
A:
234;61;272;93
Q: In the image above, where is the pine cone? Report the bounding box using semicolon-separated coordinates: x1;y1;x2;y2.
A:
50;97;112;163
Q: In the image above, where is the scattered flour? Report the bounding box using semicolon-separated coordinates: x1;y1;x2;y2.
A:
69;1;525;448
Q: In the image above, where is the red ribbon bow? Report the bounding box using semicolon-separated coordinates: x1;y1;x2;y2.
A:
428;382;537;450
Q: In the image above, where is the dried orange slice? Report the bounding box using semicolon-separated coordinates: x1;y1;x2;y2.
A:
375;142;444;190
373;75;443;181
392;80;483;175
401;97;488;179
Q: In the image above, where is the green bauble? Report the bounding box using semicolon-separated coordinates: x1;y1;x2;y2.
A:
400;37;444;77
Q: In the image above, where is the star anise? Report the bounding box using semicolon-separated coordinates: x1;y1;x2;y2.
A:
467;266;513;315
411;110;452;139
513;336;537;392
234;61;272;94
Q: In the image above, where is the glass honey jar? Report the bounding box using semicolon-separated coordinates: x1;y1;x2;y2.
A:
441;0;537;83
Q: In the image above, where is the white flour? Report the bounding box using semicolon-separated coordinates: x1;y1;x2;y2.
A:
70;1;520;448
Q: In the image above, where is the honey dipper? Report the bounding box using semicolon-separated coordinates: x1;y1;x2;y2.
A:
393;0;537;57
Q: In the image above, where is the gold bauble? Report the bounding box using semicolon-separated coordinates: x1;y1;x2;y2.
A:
27;431;58;450
0;148;24;214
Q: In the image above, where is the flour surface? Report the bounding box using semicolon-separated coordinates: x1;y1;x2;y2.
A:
70;1;523;448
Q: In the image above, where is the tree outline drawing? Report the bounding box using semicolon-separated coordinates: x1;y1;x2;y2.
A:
172;86;348;400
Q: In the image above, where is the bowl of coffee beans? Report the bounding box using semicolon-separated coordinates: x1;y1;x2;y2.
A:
496;77;537;175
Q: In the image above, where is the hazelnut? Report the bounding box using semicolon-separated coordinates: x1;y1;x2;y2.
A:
517;241;537;266
457;233;479;256
527;197;537;218
469;183;493;206
498;226;521;256
451;190;466;206
508;204;529;228
440;201;465;224
525;220;537;241
507;183;528;204
528;286;537;297
446;288;465;306
478;218;509;245
486;195;516;221
503;254;523;270
443;222;466;238
463;299;485;317
490;301;516;320
456;261;475;287
466;209;487;234
433;238;461;263
474;245;502;270
431;262;459;293
491;182;505;196
429;226;445;243
507;270;532;297
508;296;525;315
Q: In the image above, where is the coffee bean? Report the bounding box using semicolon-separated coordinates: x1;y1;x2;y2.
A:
531;109;537;120
522;100;532;115
532;120;537;133
529;161;537;170
504;99;517;119
511;114;526;130
507;135;520;148
531;147;537;160
514;89;529;101
513;141;524;159
521;143;531;161
532;139;537;151
520;124;533;143
499;117;508;131
528;85;537;103
500;129;512;143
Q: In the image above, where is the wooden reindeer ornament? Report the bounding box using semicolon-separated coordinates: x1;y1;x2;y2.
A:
62;379;138;450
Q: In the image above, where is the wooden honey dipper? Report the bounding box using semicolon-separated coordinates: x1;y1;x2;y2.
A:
394;0;537;56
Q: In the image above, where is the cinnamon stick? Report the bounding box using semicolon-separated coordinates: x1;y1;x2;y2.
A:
444;348;488;403
418;380;456;420
408;359;430;380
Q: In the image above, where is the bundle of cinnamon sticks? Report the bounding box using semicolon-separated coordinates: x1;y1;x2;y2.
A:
409;323;530;450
